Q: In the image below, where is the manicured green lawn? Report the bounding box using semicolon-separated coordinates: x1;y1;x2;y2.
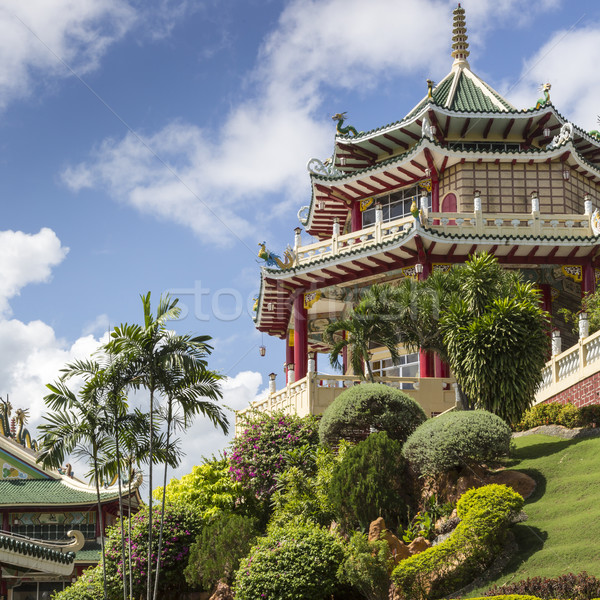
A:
468;433;600;595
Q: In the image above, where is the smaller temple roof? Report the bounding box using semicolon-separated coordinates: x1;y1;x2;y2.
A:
0;479;122;507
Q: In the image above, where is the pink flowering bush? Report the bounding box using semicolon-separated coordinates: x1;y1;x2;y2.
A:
229;411;319;499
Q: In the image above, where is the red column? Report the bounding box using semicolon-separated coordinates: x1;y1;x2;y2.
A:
417;264;434;377
285;331;294;384
293;294;308;381
582;263;596;297
431;177;439;212
351;201;361;232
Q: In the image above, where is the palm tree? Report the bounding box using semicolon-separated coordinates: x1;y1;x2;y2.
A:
37;367;113;600
105;292;228;600
153;361;225;599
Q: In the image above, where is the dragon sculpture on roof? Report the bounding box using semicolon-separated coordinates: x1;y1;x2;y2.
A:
533;83;551;110
332;112;362;137
258;242;295;270
14;408;39;451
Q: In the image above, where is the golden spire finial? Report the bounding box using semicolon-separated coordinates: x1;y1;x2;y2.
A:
451;3;470;67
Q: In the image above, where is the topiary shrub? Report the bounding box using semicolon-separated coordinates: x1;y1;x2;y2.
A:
234;522;345;600
318;383;427;446
329;431;408;532
392;484;524;600
514;402;583;431
484;572;600;600
402;410;512;476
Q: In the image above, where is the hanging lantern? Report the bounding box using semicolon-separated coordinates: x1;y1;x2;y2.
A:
543;127;551;138
259;345;266;357
563;167;570;180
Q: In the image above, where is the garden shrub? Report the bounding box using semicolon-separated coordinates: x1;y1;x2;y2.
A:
51;566;106;600
579;404;600;427
234;522;345;600
229;411;319;499
470;596;546;600
392;484;524;600
184;512;257;591
484;571;600;600
329;432;408;532
337;531;391;600
514;402;582;431
269;444;348;529
318;383;427;446
402;410;512;476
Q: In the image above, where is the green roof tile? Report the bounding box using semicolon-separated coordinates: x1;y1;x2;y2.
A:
0;479;118;506
452;71;497;112
432;75;454;106
75;542;101;562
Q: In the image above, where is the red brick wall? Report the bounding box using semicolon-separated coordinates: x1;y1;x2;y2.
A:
543;371;600;407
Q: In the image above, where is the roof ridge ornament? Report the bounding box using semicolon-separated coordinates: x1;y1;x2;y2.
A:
451;3;470;68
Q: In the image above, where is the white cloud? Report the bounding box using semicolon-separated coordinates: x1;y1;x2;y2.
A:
507;24;600;131
0;0;136;109
0;228;68;315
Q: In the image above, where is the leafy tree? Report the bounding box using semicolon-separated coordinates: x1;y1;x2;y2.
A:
153;456;259;521
329;432;408;532
184;513;258;591
324;284;400;381
441;253;549;424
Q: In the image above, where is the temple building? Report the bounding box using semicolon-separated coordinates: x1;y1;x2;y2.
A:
244;4;600;425
0;401;141;600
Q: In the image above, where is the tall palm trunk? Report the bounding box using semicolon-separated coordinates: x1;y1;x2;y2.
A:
128;459;134;600
115;433;127;600
94;450;108;600
147;386;155;600
153;398;173;600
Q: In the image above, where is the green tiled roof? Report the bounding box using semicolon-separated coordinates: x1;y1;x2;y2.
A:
432;75;453;106
0;479;118;506
452;71;498;112
75;542;101;562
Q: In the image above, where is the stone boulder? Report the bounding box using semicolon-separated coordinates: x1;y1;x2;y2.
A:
209;581;234;600
407;536;431;555
368;517;411;564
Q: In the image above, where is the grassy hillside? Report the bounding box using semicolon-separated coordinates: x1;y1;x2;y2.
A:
468;433;600;595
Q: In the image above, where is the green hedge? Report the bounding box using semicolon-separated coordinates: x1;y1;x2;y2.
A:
318;383;426;446
402;410;512;476
391;484;524;600
514;402;600;431
234;522;344;600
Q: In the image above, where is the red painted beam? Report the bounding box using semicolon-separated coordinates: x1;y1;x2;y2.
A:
482;118;493;139
370;139;393;155
383;133;408;149
460;118;471;139
502;118;515;140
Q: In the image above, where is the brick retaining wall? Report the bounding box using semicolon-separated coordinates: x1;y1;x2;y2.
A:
543;371;600;407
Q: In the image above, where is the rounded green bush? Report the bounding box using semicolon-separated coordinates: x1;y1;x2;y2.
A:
402;409;512;476
234;522;344;600
318;383;427;446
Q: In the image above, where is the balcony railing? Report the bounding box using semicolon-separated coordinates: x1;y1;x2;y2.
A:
294;207;592;268
536;327;600;405
235;373;457;435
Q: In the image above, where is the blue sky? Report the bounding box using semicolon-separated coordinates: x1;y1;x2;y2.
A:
0;0;598;481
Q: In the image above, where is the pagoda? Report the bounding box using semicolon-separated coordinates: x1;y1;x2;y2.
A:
0;401;141;600
246;4;600;424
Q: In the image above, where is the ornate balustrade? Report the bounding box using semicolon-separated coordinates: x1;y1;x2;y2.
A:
235;373;456;435
293;208;592;267
535;327;600;404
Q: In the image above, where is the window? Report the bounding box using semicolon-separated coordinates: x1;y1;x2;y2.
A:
362;185;428;227
370;352;419;389
449;141;520;152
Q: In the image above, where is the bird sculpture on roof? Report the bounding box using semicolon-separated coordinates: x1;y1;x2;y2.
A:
332;112;362;137
258;242;295;270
